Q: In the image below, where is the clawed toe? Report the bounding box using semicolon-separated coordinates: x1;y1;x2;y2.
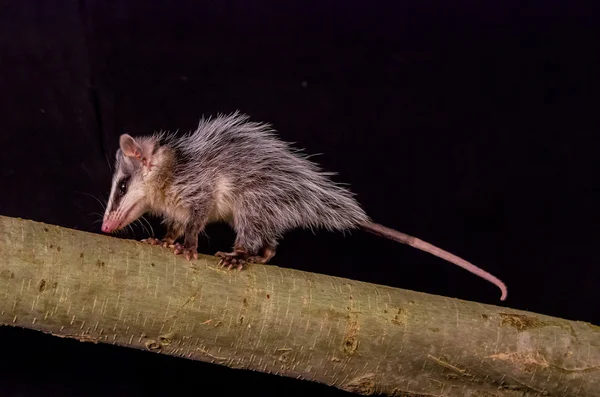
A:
141;238;179;250
184;249;198;261
171;242;185;254
215;251;246;271
141;237;162;245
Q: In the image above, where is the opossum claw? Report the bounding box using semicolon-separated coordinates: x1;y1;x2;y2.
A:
184;249;198;261
170;242;198;261
170;242;185;254
169;242;181;250
215;251;246;271
141;237;162;245
141;238;180;251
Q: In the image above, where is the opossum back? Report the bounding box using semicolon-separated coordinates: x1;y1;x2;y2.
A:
167;112;370;231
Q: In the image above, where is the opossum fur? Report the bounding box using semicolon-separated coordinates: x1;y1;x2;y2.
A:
101;111;507;300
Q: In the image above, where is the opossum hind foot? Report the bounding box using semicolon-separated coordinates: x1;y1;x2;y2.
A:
216;246;276;271
216;249;249;271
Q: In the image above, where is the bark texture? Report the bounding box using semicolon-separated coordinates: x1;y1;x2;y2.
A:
0;215;598;396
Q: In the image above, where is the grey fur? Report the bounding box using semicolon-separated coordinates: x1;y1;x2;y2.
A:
161;111;369;252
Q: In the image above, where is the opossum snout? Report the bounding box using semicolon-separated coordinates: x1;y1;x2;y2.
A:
101;218;117;233
101;212;120;233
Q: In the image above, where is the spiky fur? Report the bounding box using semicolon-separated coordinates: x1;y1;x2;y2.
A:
107;111;370;256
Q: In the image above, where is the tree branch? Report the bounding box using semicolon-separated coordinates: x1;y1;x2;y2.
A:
0;215;598;396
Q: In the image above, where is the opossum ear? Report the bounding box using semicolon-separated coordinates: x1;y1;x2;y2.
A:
120;134;155;169
120;134;143;159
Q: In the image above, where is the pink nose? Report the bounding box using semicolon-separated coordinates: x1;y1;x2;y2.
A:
101;219;114;233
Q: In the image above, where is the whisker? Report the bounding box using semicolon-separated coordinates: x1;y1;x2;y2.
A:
134;219;143;233
140;216;155;238
75;191;107;211
136;219;150;237
127;224;135;238
105;150;113;172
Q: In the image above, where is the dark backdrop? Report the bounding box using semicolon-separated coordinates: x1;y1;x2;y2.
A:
0;1;598;396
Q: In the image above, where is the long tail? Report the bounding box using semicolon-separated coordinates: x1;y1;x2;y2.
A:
360;221;507;301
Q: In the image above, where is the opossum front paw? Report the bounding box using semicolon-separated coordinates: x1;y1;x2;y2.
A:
215;251;247;271
141;237;177;249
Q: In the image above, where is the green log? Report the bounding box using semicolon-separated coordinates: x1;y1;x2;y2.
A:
0;215;598;396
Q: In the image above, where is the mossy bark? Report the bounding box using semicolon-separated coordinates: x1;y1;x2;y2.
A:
0;215;598;396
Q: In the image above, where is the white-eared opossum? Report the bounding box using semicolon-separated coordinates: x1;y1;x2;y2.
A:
101;112;507;300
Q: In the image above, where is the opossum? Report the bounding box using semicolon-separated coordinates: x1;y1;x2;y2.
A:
101;111;507;300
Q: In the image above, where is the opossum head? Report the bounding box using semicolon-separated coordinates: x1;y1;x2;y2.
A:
101;134;159;234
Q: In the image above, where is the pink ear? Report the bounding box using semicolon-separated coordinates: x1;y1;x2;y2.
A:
120;134;143;160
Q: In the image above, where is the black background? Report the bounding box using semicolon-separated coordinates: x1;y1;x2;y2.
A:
0;1;598;396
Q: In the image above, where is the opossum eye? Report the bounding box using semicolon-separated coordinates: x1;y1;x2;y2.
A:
117;176;131;196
